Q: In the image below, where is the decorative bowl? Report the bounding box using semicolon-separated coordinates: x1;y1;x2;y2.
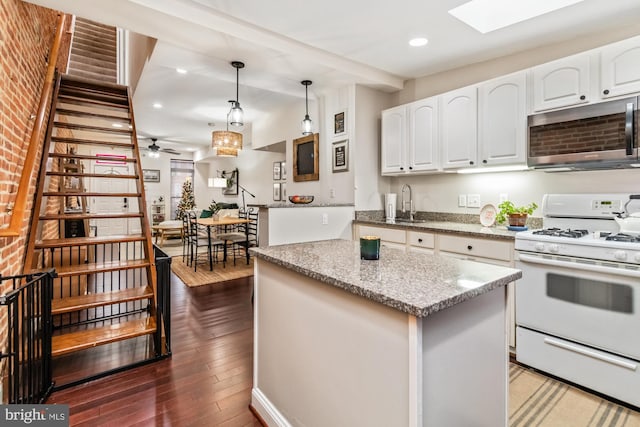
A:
288;195;314;204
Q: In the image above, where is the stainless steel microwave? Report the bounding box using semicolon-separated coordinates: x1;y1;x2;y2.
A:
527;96;639;170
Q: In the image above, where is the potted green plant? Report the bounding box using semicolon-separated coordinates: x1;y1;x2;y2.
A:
496;200;538;227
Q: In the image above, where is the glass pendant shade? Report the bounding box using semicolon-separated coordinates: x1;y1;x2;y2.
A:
301;80;313;135
301;114;313;135
229;101;244;127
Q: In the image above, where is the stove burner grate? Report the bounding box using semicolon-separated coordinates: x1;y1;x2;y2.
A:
605;233;640;243
532;228;590;238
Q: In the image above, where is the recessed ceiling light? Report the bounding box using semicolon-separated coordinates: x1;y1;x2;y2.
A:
185;147;196;152
112;123;123;128
176;68;188;74
153;103;163;109
409;37;429;47
449;0;585;34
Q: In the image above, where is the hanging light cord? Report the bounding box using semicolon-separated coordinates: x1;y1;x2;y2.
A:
305;83;309;116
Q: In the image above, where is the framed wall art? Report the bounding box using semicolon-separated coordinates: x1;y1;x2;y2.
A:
273;182;281;201
293;133;319;182
273;161;281;180
281;162;287;180
332;139;348;173
142;169;160;182
333;109;347;137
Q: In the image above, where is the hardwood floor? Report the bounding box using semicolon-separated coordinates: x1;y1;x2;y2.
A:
47;272;261;427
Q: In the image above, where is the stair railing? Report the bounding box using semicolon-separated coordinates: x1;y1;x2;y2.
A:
0;270;55;403
0;14;66;238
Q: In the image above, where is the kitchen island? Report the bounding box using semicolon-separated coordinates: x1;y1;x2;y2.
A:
250;239;522;427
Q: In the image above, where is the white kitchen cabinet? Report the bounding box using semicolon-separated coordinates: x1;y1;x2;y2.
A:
437;234;517;349
478;72;527;167
408;97;439;172
600;35;640;99
531;53;590;112
381;105;406;174
381;98;439;175
407;230;435;254
441;86;478;169
357;225;406;251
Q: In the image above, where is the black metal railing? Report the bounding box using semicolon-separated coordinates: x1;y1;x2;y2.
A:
154;245;171;356
0;270;55;403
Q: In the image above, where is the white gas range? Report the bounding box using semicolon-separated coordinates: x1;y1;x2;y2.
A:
515;193;640;408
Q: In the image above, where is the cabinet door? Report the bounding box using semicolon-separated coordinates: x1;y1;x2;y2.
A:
408;97;439;172
600;36;640;99
531;54;590;112
441;87;478;169
381;105;406;175
479;72;526;166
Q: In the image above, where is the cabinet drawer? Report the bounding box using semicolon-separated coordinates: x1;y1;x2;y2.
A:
438;234;512;262
358;225;406;244
408;231;434;249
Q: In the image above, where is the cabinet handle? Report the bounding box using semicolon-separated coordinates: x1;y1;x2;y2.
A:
418;238;423;243
482;159;487;164
469;161;474;165
400;167;404;170
603;89;610;95
467;245;473;251
409;166;413;170
580;95;586;100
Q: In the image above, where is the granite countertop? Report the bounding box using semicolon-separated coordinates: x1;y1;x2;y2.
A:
250;239;522;318
354;218;519;241
261;203;355;208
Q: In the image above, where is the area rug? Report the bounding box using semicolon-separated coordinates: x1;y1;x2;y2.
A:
509;362;640;426
171;255;254;287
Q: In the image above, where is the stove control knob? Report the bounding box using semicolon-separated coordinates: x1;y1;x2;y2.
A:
549;244;559;253
614;250;627;261
534;243;545;252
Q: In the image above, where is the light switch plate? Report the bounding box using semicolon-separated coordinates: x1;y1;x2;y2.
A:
467;194;481;208
458;194;467;207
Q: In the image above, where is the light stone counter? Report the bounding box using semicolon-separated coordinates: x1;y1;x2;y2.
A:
250;239;521;317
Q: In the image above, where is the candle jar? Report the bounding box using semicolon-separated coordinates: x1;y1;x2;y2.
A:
360;236;381;260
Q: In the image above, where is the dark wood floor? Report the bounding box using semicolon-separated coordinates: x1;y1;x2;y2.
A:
47;273;261;427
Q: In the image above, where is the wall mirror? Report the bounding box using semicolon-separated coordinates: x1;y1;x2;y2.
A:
293;133;319;182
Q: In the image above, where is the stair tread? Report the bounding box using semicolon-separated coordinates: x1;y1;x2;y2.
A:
52;285;154;315
55;108;130;122
60;74;127;92
58;89;128;105
36;234;146;248
53;259;150;277
59;82;126;98
43;191;141;197
39;212;143;220
50;136;134;149
49;152;136;162
46;171;138;179
51;317;156;357
58;94;129;109
53;122;132;134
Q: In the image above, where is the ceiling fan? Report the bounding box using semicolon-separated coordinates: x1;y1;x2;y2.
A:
141;138;182;156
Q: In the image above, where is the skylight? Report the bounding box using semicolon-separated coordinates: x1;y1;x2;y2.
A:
448;0;585;34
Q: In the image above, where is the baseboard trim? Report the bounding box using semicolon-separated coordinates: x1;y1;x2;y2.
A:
251;387;291;427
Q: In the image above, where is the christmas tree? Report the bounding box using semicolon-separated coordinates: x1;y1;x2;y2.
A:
176;179;195;220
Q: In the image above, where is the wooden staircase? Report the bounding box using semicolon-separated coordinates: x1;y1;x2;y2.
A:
24;74;167;384
67;18;117;83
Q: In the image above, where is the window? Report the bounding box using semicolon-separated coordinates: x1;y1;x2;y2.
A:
170;160;194;219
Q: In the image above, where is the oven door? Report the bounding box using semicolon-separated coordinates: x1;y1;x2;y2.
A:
516;252;640;360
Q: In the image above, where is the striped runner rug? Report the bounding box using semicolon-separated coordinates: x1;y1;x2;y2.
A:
510;363;640;426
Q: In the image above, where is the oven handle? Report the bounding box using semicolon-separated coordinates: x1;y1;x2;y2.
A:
544;337;637;371
518;253;640;279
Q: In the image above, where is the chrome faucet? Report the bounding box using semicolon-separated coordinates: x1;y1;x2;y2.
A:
401;184;415;221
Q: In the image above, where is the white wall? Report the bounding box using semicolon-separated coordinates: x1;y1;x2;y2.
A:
140;150;184;209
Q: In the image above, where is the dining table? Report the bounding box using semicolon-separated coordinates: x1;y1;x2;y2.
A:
196;216;252;270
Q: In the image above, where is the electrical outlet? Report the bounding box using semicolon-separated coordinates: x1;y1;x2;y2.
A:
322;213;328;225
330;188;335;198
458;194;467;207
499;193;509;203
467;194;481;208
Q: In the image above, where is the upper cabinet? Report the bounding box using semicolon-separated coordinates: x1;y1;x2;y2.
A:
381;105;406;174
441;86;477;169
478;72;526;166
531;53;590;112
600;36;640;99
381;97;439;175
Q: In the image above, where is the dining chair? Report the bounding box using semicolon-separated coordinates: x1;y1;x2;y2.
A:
187;211;225;271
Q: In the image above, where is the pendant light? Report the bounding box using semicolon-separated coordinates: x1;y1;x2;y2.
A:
229;61;245;127
212;101;242;157
301;80;313;135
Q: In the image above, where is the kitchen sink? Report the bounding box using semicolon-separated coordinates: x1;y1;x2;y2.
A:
395;218;427;224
